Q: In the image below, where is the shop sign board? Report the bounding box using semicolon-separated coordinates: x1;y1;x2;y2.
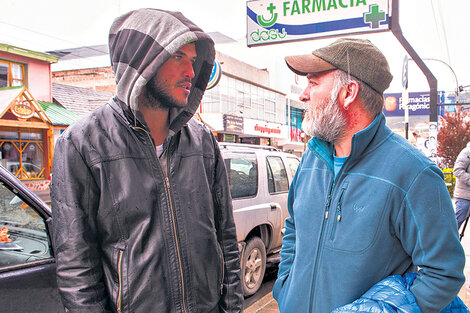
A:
247;0;390;46
223;114;244;133
244;118;289;138
11;101;34;119
383;92;430;117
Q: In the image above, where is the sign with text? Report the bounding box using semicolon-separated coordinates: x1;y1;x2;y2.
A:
383;92;430;117
11;101;34;119
223;114;244;133
247;0;390;46
244;118;289;138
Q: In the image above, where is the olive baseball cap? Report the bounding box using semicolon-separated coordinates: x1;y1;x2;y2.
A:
285;38;393;94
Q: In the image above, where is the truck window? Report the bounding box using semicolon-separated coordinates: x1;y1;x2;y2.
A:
266;156;289;194
224;156;258;199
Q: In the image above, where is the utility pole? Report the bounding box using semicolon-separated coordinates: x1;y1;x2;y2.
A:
390;0;438;158
402;55;409;139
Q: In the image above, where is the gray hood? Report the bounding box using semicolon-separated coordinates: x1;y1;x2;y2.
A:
109;8;215;132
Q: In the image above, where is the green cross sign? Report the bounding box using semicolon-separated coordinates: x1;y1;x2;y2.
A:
257;2;278;27
267;3;276;14
364;4;386;29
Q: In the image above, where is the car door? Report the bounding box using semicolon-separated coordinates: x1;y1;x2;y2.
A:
265;154;290;250
0;166;64;313
223;151;273;242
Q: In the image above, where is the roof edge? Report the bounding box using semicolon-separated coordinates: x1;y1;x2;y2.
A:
0;43;59;63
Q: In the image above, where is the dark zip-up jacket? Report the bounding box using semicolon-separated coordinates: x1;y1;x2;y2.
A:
51;8;242;313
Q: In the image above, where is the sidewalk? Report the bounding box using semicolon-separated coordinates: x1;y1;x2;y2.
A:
245;229;470;313
244;292;279;313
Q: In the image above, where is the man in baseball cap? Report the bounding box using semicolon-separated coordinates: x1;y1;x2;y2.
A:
273;38;465;313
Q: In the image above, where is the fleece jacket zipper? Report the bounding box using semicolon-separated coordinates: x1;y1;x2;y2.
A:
309;180;334;311
330;186;347;241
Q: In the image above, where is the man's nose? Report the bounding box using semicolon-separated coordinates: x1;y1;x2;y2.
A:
183;62;195;79
299;86;310;102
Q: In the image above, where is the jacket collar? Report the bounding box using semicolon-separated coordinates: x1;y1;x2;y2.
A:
307;113;391;167
349;113;389;161
108;97;180;145
109;96;146;129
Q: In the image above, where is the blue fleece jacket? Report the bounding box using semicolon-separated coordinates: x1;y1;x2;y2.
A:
273;114;465;313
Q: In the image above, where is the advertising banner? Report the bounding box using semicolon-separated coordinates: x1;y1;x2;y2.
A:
223;114;244;133
244;118;289;138
247;0;390;46
383;92;430;117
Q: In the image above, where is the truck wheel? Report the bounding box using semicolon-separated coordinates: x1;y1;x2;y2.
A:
241;237;266;296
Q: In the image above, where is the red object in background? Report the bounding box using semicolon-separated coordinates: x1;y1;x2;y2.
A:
0;227;11;242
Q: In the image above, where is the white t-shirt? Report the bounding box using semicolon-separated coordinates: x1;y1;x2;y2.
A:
156;144;164;158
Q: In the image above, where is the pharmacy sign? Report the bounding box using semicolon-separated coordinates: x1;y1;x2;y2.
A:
247;0;390;46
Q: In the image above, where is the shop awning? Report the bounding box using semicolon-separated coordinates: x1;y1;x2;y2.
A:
39;101;80;126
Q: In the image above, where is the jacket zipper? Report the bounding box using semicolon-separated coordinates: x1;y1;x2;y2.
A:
217;242;225;295
133;126;188;313
309;180;334;310
330;187;346;240
116;249;123;313
164;175;188;312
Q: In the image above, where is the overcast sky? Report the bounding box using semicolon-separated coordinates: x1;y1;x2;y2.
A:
1;0;470;95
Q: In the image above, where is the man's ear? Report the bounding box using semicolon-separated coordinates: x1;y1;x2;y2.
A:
340;81;360;111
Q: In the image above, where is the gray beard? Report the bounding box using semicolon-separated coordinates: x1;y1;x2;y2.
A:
301;88;347;143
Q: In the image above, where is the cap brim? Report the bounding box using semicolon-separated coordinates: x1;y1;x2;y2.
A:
285;54;336;76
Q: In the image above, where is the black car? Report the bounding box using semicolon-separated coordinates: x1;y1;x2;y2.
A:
0;165;64;313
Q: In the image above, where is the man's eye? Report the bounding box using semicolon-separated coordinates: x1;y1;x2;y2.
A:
174;55;182;60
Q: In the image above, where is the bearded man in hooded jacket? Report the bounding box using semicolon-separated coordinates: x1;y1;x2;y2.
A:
51;8;243;313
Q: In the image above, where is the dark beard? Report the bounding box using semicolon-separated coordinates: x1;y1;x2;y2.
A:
144;78;187;110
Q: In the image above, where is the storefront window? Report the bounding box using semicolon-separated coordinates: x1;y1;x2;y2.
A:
0;131;44;180
10;64;23;87
0;61;25;88
0;63;8;88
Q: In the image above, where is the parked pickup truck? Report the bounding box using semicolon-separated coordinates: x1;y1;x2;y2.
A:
219;143;300;296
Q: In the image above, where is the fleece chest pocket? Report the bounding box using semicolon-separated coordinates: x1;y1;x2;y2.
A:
325;185;391;253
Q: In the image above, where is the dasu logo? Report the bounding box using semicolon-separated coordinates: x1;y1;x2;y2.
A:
250;28;287;42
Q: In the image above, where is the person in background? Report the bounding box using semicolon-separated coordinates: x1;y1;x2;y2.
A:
51;8;242;313
273;38;465;313
454;142;470;229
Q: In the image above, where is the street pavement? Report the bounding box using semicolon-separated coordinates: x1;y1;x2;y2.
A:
245;216;470;312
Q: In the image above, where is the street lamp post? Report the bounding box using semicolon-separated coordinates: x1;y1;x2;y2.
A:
422;58;460;97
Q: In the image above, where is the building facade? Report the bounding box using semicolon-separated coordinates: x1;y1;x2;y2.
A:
200;51;296;150
0;44;79;200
